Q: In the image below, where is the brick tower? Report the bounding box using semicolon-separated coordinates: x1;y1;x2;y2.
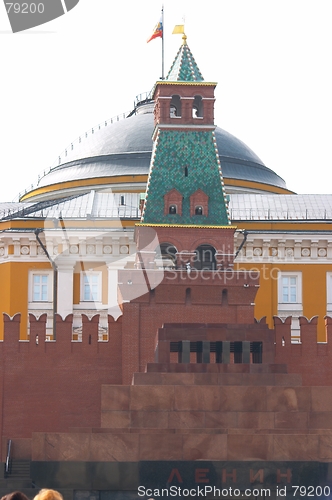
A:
118;36;260;384
137;33;234;271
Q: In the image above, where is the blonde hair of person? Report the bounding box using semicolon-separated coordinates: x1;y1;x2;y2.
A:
33;490;63;500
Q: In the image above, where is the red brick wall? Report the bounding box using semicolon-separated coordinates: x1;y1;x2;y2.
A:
0;313;122;457
119;269;260;383
2;306;332;460
136;226;236;259
274;315;332;385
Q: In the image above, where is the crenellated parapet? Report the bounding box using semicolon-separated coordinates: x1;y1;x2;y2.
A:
274;315;332;385
0;312;123;456
2;312;121;352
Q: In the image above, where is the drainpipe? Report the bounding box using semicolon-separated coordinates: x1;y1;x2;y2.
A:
35;229;57;340
234;229;248;260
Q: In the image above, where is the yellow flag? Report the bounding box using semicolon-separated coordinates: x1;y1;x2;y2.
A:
172;25;185;34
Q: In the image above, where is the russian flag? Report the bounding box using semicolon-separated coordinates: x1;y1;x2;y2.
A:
147;17;163;43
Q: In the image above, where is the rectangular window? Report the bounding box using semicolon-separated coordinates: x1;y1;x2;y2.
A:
82;272;101;302
33;274;49;302
282;276;297;303
278;272;302;305
327;273;332;314
278;272;302;343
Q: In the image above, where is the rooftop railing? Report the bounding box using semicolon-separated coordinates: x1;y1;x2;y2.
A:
229;208;332;221
14;89;155;202
3;203;332;222
13;109;133;202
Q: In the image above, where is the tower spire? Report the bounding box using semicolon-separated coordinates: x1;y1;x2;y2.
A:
166;39;204;82
135;41;235;273
141;43;230;227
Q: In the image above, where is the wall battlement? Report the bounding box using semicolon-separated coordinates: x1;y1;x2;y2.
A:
273;315;332;385
1;313;331;387
2;312;122;351
1;313;331;353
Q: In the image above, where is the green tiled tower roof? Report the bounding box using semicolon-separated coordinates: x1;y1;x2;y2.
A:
142;130;230;226
166;37;204;82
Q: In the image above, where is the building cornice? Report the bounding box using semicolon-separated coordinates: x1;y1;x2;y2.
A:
136;223;237;229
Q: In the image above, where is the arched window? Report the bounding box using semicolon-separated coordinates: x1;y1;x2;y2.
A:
164;188;183;216
184;166;189;177
155;243;177;268
170;95;181;117
193;244;217;270
190;189;209;217
193;95;203;118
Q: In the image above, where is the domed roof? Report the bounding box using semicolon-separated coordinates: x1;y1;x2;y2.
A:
34;104;288;197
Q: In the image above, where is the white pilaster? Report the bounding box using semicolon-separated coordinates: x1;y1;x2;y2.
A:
107;264;122;320
311;240;318;259
57;263;75;318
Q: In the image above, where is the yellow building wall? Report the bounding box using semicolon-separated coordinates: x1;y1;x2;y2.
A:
0;256;329;341
73;268;80;304
73;262;108;305
0;263;12;339
0;261;52;340
234;262;329;342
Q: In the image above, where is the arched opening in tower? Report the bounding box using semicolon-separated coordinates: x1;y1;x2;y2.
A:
193;244;216;270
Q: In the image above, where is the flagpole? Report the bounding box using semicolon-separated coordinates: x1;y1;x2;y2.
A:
161;4;164;79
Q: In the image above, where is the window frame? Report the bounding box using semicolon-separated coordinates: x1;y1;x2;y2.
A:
80;271;102;303
277;271;302;311
277;272;303;343
29;271;53;308
195;205;204;215
326;272;332;314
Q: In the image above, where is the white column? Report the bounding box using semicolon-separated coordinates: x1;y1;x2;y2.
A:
278;239;286;259
13;238;20;257
57;263;75;318
262;239;270;259
107;264;122;320
327;241;332;259
311;240;318;259
29;239;37;257
245;240;254;259
294;240;302;259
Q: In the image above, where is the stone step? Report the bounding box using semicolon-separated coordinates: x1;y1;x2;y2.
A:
145;362;288;374
133;371;301;386
0;480;34;498
95;427;332;435
6;460;31;478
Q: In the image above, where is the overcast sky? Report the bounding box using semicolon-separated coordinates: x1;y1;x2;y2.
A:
0;0;331;202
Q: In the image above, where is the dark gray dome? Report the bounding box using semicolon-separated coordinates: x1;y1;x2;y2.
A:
37;109;287;191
